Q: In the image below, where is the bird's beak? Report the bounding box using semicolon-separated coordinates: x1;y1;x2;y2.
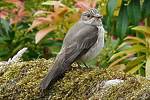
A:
95;14;103;18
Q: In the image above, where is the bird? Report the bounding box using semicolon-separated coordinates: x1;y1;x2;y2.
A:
39;8;105;89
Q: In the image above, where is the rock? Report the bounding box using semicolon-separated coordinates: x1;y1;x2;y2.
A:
0;59;150;100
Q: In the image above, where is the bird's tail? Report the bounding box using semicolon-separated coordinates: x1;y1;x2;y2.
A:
39;57;69;89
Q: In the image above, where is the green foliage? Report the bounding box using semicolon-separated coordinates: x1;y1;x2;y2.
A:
26;1;71;43
106;0;145;39
142;0;150;20
24;0;106;60
0;0;54;60
127;0;140;26
0;1;15;8
108;0;150;76
106;0;118;17
115;1;129;39
98;37;119;69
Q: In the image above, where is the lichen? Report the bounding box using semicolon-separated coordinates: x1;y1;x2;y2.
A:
0;59;150;99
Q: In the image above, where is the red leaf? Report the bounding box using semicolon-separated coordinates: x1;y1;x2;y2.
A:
92;0;97;8
45;37;63;41
75;0;91;9
18;8;27;17
0;11;8;18
34;10;52;16
45;38;53;40
35;25;57;43
26;18;50;34
36;18;51;22
75;2;85;8
54;1;62;12
65;13;80;22
75;0;93;12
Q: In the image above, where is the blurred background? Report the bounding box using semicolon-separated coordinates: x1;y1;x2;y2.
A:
0;0;150;77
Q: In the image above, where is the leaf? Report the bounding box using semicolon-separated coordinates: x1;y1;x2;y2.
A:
0;49;10;56
124;36;146;45
18;8;27;17
55;6;69;16
115;2;129;39
65;13;80;29
132;26;150;44
2;18;10;34
146;56;150;77
116;0;122;8
127;0;140;26
127;63;144;74
113;9;119;16
111;64;126;71
34;10;52;16
144;33;150;45
54;1;62;12
109;52;136;68
109;45;148;61
132;26;150;34
118;36;147;49
66;13;80;23
35;25;57;43
92;0;98;8
48;7;69;25
0;11;8;18
106;0;119;17
126;56;145;68
75;0;91;9
42;1;65;7
0;37;4;43
142;0;150;20
54;1;69;14
100;3;107;16
36;18;51;22
118;40;141;49
113;0;122;16
0;2;15;7
26;18;50;34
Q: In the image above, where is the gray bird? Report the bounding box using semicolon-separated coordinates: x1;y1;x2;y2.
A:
39;8;105;89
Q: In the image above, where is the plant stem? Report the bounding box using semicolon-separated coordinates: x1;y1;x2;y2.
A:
145;17;150;77
0;8;3;36
136;31;142;75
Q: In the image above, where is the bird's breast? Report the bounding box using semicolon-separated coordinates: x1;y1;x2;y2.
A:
80;26;105;61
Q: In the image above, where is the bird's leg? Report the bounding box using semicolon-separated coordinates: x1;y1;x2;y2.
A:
82;61;89;68
76;62;81;68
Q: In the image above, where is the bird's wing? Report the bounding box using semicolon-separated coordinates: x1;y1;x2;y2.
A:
39;24;98;89
64;24;98;63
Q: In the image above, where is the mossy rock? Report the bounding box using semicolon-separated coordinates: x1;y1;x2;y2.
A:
0;59;150;100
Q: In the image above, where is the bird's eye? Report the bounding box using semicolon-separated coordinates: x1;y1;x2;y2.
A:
87;14;91;18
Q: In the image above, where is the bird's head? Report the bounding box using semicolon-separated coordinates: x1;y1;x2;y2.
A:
80;8;103;26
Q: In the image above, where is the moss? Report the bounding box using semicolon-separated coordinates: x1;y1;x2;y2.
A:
0;59;53;100
0;59;150;99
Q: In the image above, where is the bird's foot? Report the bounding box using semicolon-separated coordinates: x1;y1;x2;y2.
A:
82;61;89;68
76;62;82;68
